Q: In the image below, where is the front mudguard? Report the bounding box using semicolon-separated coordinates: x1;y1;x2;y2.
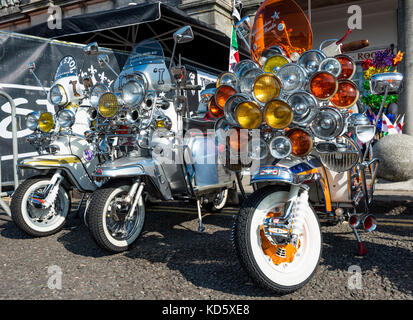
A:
92;156;173;201
18;155;97;193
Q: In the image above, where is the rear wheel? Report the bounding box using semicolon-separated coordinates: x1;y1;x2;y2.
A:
88;183;145;253
232;186;322;294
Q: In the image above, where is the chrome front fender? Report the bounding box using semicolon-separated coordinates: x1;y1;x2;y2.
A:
93;156;173;200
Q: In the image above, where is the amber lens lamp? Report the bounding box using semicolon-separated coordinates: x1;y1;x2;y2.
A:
264;100;294;129
309;71;338;100
235;101;262;129
253;73;282;104
330;80;359;109
287;128;313;157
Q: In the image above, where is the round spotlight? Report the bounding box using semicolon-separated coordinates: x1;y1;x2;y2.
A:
208;97;224;118
269;136;292;159
217;72;239;89
224;93;250;126
330;80;360;109
239;68;264;94
215;85;237;109
310;107;344;140
248;137;269;160
263;100;294;129
253;73;282;104
263;55;290;73
336;54;356;80
319;57;342;78
233;60;260;79
235;101;262;129
98;92;119;118
276;63;308;94
287;91;319;126
298;50;327;75
39;112;55;133
286;128;314;157
309;71;338;100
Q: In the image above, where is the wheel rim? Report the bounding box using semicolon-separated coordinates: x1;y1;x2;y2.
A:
249;191;321;287
21;181;69;232
103;187;144;243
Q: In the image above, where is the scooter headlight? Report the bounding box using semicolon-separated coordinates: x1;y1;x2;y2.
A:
98;92;119;118
215;85;237;109
269;136;292;159
276;63;308;94
309;71;338;100
57;109;75;128
235;101;262;129
287;128;313;157
233;60;260;79
263;55;290;73
217;72;239;88
25;111;40;131
336;54;356;80
287;91;319;126
356;125;375;144
330;80;359;109
224;93;250;126
39;112;55;133
319;57;342;78
248;137;269;160
239;68;264;94
121;80;145;107
253;73;282;104
311;107;344;140
208;97;224;118
263;100;293;130
298;50;327;75
90;83;109;108
49;84;68;106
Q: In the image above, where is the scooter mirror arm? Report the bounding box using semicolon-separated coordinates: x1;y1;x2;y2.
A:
29;69;48;96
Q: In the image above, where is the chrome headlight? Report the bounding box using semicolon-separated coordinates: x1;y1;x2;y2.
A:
224;93;249;126
298;50;327;75
49;84;68;106
217;72;239;89
247;137;269;160
269;136;292;159
319;57;342;78
57;109;75;128
356;125;375;144
121;80;145;106
311;107;344;140
25;111;40;131
239;68;264;94
90;83;109;108
276;63;308;94
287;91;319;126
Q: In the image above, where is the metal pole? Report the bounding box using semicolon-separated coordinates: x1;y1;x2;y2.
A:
0;90;19;190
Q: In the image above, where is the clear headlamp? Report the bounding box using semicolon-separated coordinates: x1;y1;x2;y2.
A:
121;80;145;107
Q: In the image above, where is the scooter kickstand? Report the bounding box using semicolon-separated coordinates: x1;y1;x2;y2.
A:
74;192;86;219
196;199;205;233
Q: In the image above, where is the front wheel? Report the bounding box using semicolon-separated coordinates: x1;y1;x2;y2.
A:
10;177;71;237
87;183;145;253
232;186;322;294
203;188;229;212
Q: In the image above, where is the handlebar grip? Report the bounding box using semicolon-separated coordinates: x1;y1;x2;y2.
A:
341;40;369;53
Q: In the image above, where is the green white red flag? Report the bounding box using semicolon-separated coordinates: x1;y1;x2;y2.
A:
229;26;240;72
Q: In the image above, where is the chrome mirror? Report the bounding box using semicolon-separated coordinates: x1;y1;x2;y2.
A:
370;72;404;95
28;62;36;72
97;54;109;68
84;42;99;56
235;16;251;39
173;26;194;44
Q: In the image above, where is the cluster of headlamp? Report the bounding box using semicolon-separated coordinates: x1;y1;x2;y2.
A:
209;48;363;161
25;107;76;134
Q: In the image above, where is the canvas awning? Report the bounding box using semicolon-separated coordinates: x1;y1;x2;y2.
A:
18;2;249;73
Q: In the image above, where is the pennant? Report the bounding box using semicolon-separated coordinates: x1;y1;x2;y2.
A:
229;26;240;72
396;114;405;134
382;114;398;135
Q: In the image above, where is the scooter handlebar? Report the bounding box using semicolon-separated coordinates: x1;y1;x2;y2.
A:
341;40;369;53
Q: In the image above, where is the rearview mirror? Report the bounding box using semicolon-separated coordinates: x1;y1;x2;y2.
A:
235;16;251;39
84;42;99;56
370;72;404;95
28;62;36;72
173;26;194;44
97;54;109;68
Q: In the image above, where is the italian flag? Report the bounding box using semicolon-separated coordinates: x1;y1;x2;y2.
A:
229;26;240;72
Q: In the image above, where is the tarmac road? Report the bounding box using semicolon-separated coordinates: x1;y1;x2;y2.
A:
0;195;412;300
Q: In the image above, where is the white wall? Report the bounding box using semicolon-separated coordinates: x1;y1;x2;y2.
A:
310;0;398;52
